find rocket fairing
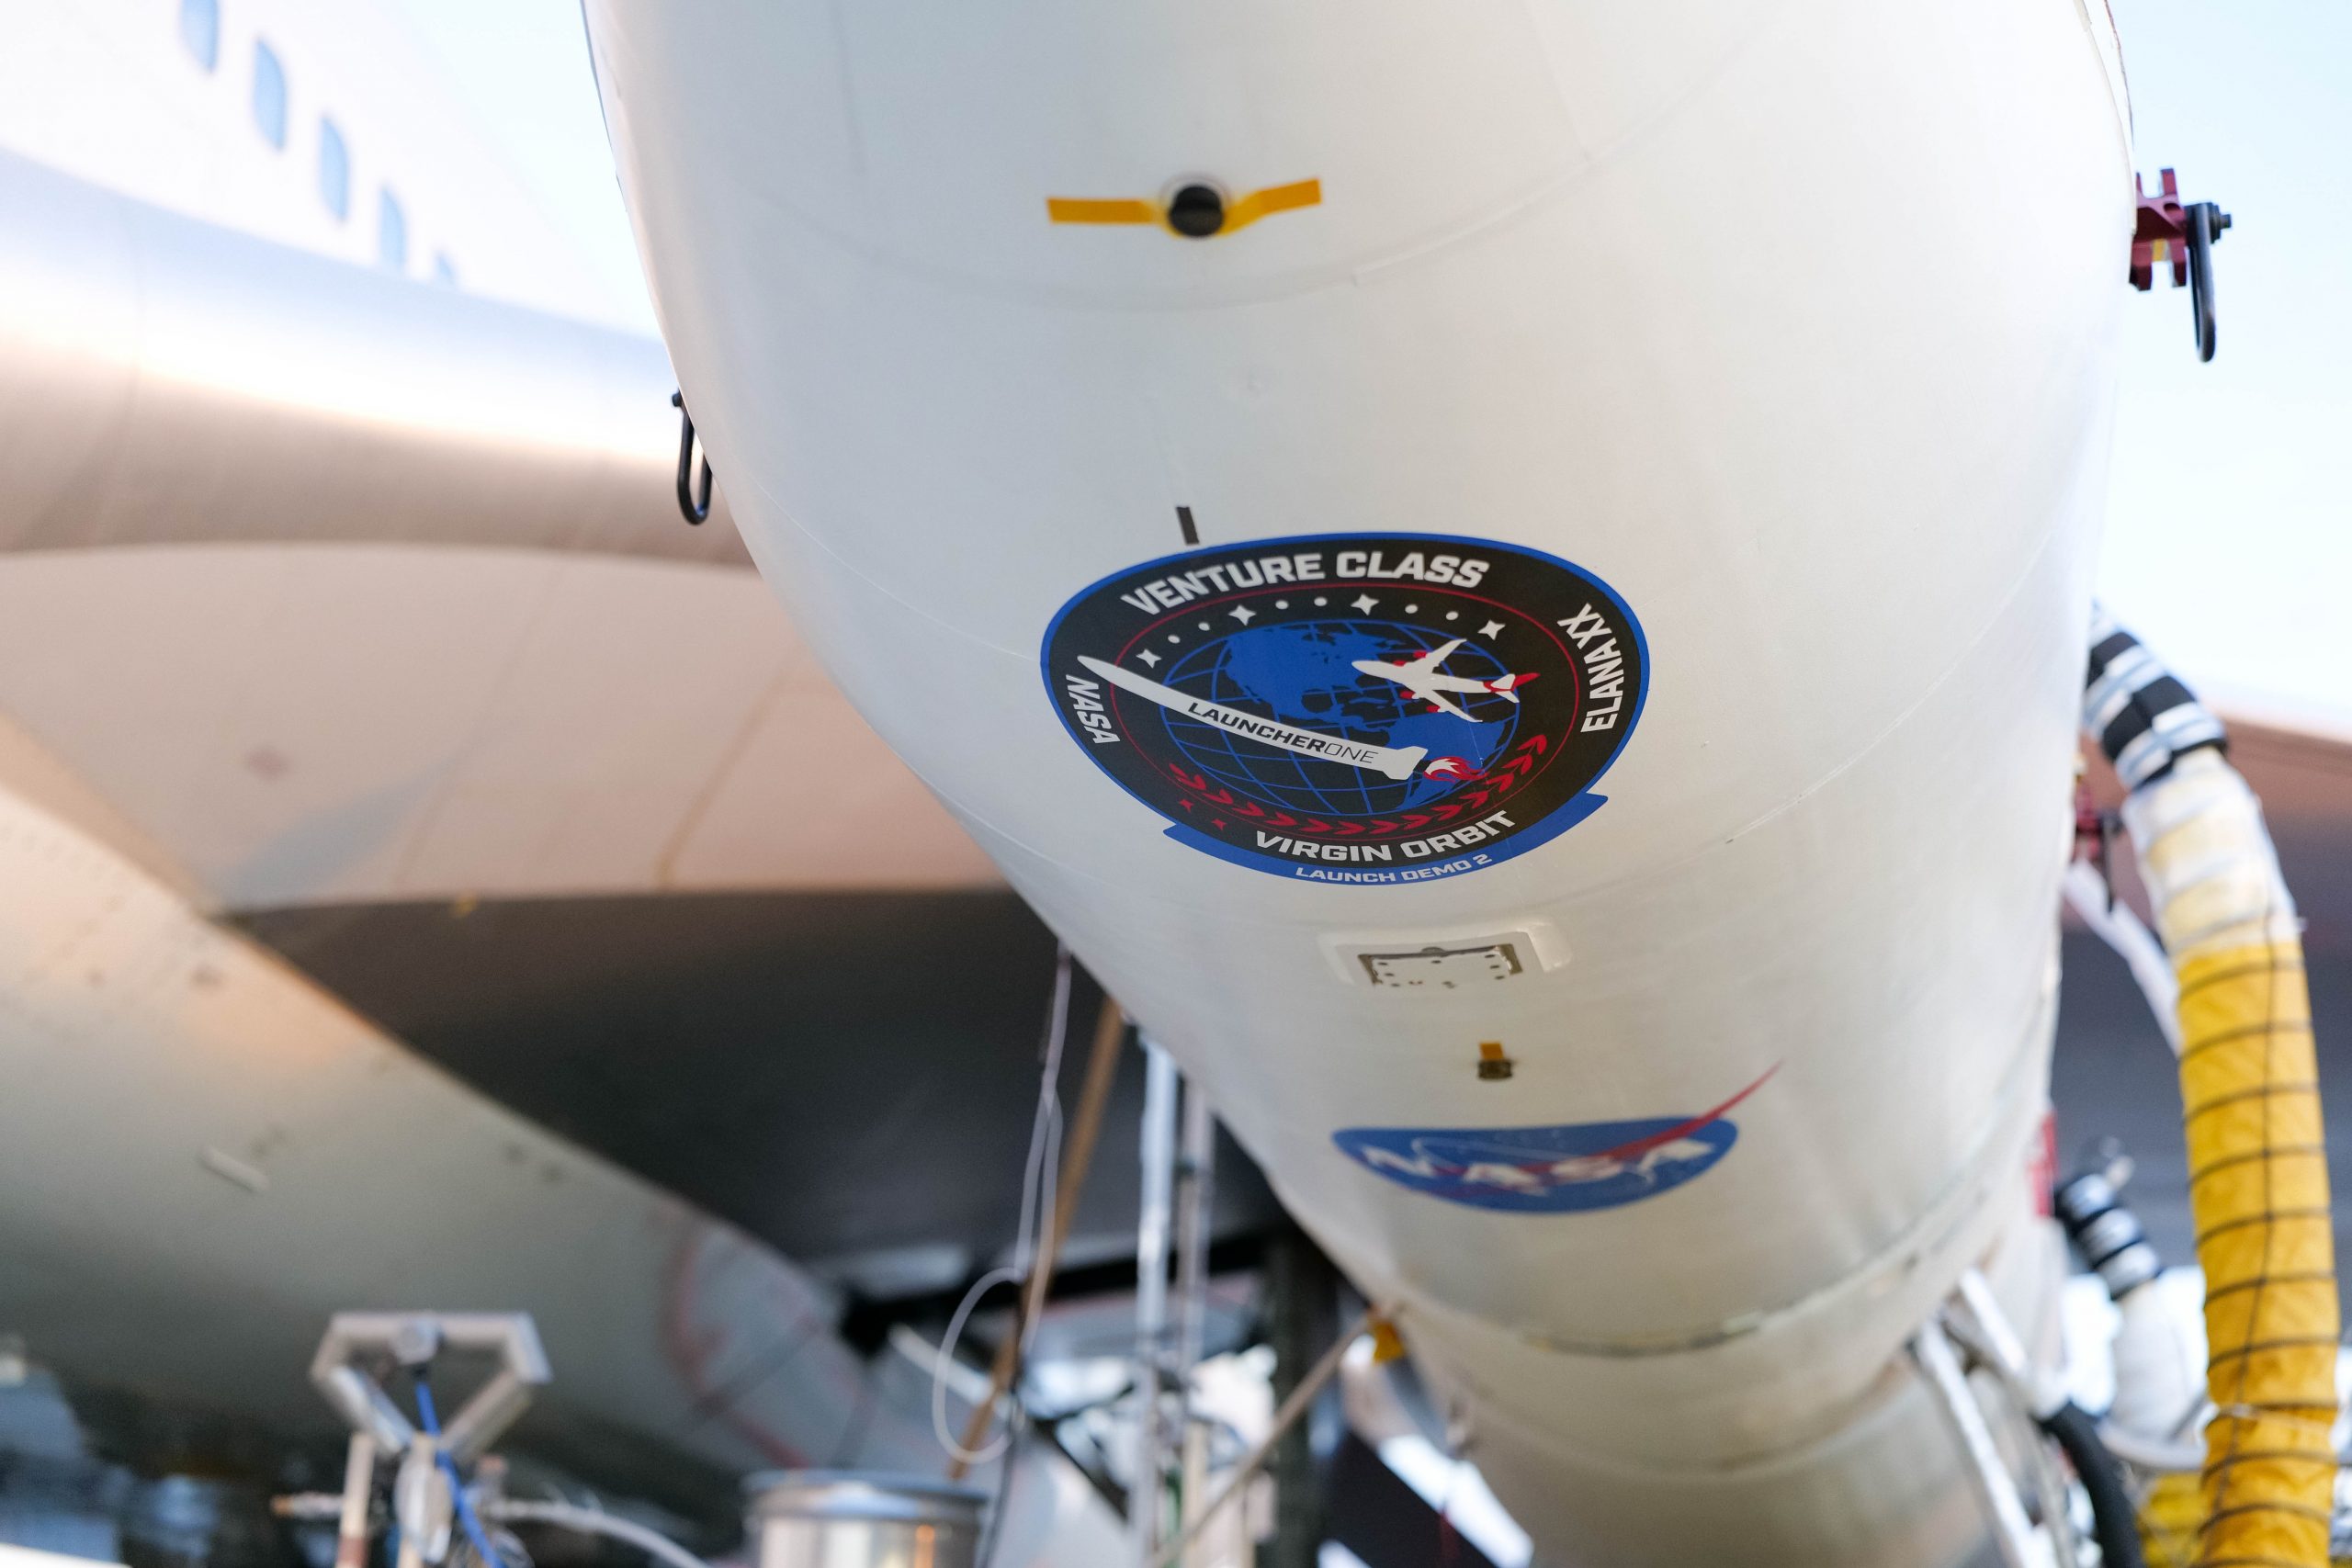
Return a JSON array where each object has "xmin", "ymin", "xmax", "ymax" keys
[{"xmin": 583, "ymin": 0, "xmax": 2133, "ymax": 1558}]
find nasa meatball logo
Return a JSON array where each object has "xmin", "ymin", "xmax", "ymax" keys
[
  {"xmin": 1041, "ymin": 532, "xmax": 1646, "ymax": 883},
  {"xmin": 1330, "ymin": 1068, "xmax": 1773, "ymax": 1214}
]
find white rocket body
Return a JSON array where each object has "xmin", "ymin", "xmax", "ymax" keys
[{"xmin": 582, "ymin": 0, "xmax": 2132, "ymax": 1559}]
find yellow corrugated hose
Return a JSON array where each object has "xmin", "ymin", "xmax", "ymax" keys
[
  {"xmin": 2128, "ymin": 750, "xmax": 2339, "ymax": 1567},
  {"xmin": 2180, "ymin": 938, "xmax": 2336, "ymax": 1565},
  {"xmin": 2142, "ymin": 1470, "xmax": 2205, "ymax": 1566}
]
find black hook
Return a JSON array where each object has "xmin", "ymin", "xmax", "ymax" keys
[
  {"xmin": 2184, "ymin": 201, "xmax": 2229, "ymax": 364},
  {"xmin": 672, "ymin": 390, "xmax": 713, "ymax": 525}
]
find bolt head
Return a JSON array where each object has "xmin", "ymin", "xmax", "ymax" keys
[
  {"xmin": 390, "ymin": 1317, "xmax": 441, "ymax": 1368},
  {"xmin": 1166, "ymin": 184, "xmax": 1227, "ymax": 239}
]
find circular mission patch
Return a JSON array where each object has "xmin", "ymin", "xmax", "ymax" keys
[{"xmin": 1040, "ymin": 532, "xmax": 1646, "ymax": 884}]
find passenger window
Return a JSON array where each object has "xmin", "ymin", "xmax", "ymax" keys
[
  {"xmin": 178, "ymin": 0, "xmax": 219, "ymax": 70},
  {"xmin": 318, "ymin": 119, "xmax": 349, "ymax": 220},
  {"xmin": 379, "ymin": 189, "xmax": 408, "ymax": 272},
  {"xmin": 252, "ymin": 41, "xmax": 288, "ymax": 149}
]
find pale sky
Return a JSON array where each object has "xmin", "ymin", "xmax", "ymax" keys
[
  {"xmin": 2100, "ymin": 0, "xmax": 2352, "ymax": 734},
  {"xmin": 391, "ymin": 0, "xmax": 2352, "ymax": 731}
]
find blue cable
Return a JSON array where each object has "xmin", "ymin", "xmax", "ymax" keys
[{"xmin": 412, "ymin": 1374, "xmax": 507, "ymax": 1568}]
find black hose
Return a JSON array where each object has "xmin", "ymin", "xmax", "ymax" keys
[{"xmin": 2038, "ymin": 1401, "xmax": 2147, "ymax": 1568}]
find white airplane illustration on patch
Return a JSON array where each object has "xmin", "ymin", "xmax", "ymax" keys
[{"xmin": 1354, "ymin": 639, "xmax": 1540, "ymax": 721}]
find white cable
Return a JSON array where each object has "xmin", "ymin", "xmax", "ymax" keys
[
  {"xmin": 482, "ymin": 1503, "xmax": 712, "ymax": 1568},
  {"xmin": 1011, "ymin": 951, "xmax": 1073, "ymax": 1278},
  {"xmin": 1019, "ymin": 1102, "xmax": 1061, "ymax": 1360},
  {"xmin": 2061, "ymin": 860, "xmax": 2181, "ymax": 1053},
  {"xmin": 1013, "ymin": 950, "xmax": 1070, "ymax": 1357},
  {"xmin": 930, "ymin": 946, "xmax": 1074, "ymax": 1465},
  {"xmin": 2094, "ymin": 1423, "xmax": 2205, "ymax": 1475},
  {"xmin": 932, "ymin": 1266, "xmax": 1026, "ymax": 1466}
]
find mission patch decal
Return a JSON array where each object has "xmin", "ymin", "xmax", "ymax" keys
[
  {"xmin": 1330, "ymin": 1068, "xmax": 1775, "ymax": 1214},
  {"xmin": 1041, "ymin": 533, "xmax": 1646, "ymax": 883}
]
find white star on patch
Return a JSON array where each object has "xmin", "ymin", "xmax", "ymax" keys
[
  {"xmin": 1228, "ymin": 605, "xmax": 1257, "ymax": 625},
  {"xmin": 1479, "ymin": 620, "xmax": 1506, "ymax": 639},
  {"xmin": 1351, "ymin": 593, "xmax": 1379, "ymax": 613},
  {"xmin": 1136, "ymin": 649, "xmax": 1161, "ymax": 667}
]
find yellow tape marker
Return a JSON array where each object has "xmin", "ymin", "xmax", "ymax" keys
[
  {"xmin": 1045, "ymin": 197, "xmax": 1159, "ymax": 226},
  {"xmin": 1045, "ymin": 178, "xmax": 1321, "ymax": 237},
  {"xmin": 1224, "ymin": 178, "xmax": 1322, "ymax": 231}
]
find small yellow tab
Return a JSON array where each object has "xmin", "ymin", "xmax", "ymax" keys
[
  {"xmin": 1224, "ymin": 178, "xmax": 1322, "ymax": 232},
  {"xmin": 1370, "ymin": 1319, "xmax": 1408, "ymax": 1364},
  {"xmin": 1046, "ymin": 179, "xmax": 1320, "ymax": 236},
  {"xmin": 1478, "ymin": 1042, "xmax": 1506, "ymax": 1062},
  {"xmin": 1046, "ymin": 197, "xmax": 1159, "ymax": 226}
]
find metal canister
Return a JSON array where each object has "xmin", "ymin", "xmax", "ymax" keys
[{"xmin": 745, "ymin": 1472, "xmax": 987, "ymax": 1568}]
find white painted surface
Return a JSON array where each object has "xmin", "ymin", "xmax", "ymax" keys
[
  {"xmin": 587, "ymin": 0, "xmax": 2130, "ymax": 1558},
  {"xmin": 0, "ymin": 778, "xmax": 871, "ymax": 1466},
  {"xmin": 0, "ymin": 547, "xmax": 996, "ymax": 905},
  {"xmin": 0, "ymin": 142, "xmax": 998, "ymax": 906}
]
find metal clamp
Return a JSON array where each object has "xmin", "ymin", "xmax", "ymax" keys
[
  {"xmin": 309, "ymin": 1313, "xmax": 551, "ymax": 1568},
  {"xmin": 312, "ymin": 1312, "xmax": 549, "ymax": 1463},
  {"xmin": 2132, "ymin": 168, "xmax": 2232, "ymax": 362}
]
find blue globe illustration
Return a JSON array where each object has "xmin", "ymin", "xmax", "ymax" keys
[{"xmin": 1159, "ymin": 620, "xmax": 1520, "ymax": 817}]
